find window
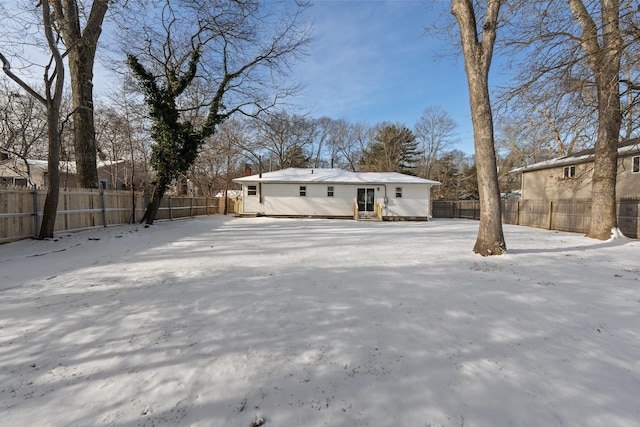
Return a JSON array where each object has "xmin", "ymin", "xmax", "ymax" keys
[
  {"xmin": 395, "ymin": 187, "xmax": 402, "ymax": 198},
  {"xmin": 563, "ymin": 166, "xmax": 576, "ymax": 178},
  {"xmin": 300, "ymin": 186, "xmax": 306, "ymax": 196},
  {"xmin": 247, "ymin": 185, "xmax": 257, "ymax": 196},
  {"xmin": 633, "ymin": 156, "xmax": 640, "ymax": 173},
  {"xmin": 327, "ymin": 186, "xmax": 334, "ymax": 197}
]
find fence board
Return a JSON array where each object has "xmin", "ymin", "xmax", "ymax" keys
[
  {"xmin": 618, "ymin": 198, "xmax": 639, "ymax": 239},
  {"xmin": 0, "ymin": 187, "xmax": 37, "ymax": 242},
  {"xmin": 433, "ymin": 198, "xmax": 638, "ymax": 239},
  {"xmin": 0, "ymin": 186, "xmax": 233, "ymax": 244}
]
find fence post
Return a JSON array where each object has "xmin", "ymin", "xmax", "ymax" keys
[
  {"xmin": 190, "ymin": 196, "xmax": 194, "ymax": 217},
  {"xmin": 516, "ymin": 200, "xmax": 520, "ymax": 225},
  {"xmin": 131, "ymin": 189, "xmax": 136, "ymax": 224},
  {"xmin": 548, "ymin": 200, "xmax": 553, "ymax": 230},
  {"xmin": 205, "ymin": 196, "xmax": 209, "ymax": 215},
  {"xmin": 101, "ymin": 188, "xmax": 107, "ymax": 227},
  {"xmin": 32, "ymin": 184, "xmax": 38, "ymax": 237},
  {"xmin": 169, "ymin": 196, "xmax": 173, "ymax": 220}
]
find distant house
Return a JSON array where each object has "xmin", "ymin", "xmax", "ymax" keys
[
  {"xmin": 233, "ymin": 168, "xmax": 440, "ymax": 220},
  {"xmin": 512, "ymin": 140, "xmax": 640, "ymax": 200},
  {"xmin": 0, "ymin": 157, "xmax": 132, "ymax": 190}
]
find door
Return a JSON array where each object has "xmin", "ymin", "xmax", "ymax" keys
[{"xmin": 357, "ymin": 188, "xmax": 375, "ymax": 212}]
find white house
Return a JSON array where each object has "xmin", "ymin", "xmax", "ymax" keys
[{"xmin": 233, "ymin": 168, "xmax": 440, "ymax": 220}]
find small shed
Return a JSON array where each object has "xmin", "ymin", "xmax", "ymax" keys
[{"xmin": 233, "ymin": 168, "xmax": 440, "ymax": 220}]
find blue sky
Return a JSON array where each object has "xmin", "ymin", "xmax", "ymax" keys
[
  {"xmin": 289, "ymin": 0, "xmax": 478, "ymax": 154},
  {"xmin": 2, "ymin": 0, "xmax": 486, "ymax": 156}
]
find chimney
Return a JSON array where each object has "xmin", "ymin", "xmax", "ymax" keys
[{"xmin": 244, "ymin": 163, "xmax": 252, "ymax": 176}]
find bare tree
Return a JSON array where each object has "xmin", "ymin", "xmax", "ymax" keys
[
  {"xmin": 322, "ymin": 120, "xmax": 370, "ymax": 172},
  {"xmin": 430, "ymin": 149, "xmax": 471, "ymax": 200},
  {"xmin": 568, "ymin": 0, "xmax": 623, "ymax": 240},
  {"xmin": 0, "ymin": 0, "xmax": 66, "ymax": 239},
  {"xmin": 451, "ymin": 0, "xmax": 506, "ymax": 255},
  {"xmin": 102, "ymin": 84, "xmax": 155, "ymax": 191},
  {"xmin": 50, "ymin": 0, "xmax": 110, "ymax": 188},
  {"xmin": 190, "ymin": 117, "xmax": 247, "ymax": 201},
  {"xmin": 414, "ymin": 105, "xmax": 457, "ymax": 179},
  {"xmin": 254, "ymin": 110, "xmax": 315, "ymax": 169},
  {"xmin": 0, "ymin": 78, "xmax": 48, "ymax": 161},
  {"xmin": 497, "ymin": 82, "xmax": 595, "ymax": 159},
  {"xmin": 310, "ymin": 116, "xmax": 332, "ymax": 168},
  {"xmin": 502, "ymin": 1, "xmax": 632, "ymax": 240}
]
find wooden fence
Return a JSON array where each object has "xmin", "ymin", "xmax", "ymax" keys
[
  {"xmin": 433, "ymin": 198, "xmax": 640, "ymax": 239},
  {"xmin": 0, "ymin": 185, "xmax": 239, "ymax": 244}
]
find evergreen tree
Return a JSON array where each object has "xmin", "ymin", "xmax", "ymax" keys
[{"xmin": 360, "ymin": 123, "xmax": 421, "ymax": 174}]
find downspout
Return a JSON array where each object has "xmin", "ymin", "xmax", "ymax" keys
[
  {"xmin": 380, "ymin": 184, "xmax": 388, "ymax": 218},
  {"xmin": 258, "ymin": 156, "xmax": 264, "ymax": 213}
]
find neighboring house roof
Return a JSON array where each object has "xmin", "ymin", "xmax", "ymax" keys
[
  {"xmin": 511, "ymin": 139, "xmax": 640, "ymax": 173},
  {"xmin": 17, "ymin": 158, "xmax": 126, "ymax": 173},
  {"xmin": 233, "ymin": 168, "xmax": 440, "ymax": 185},
  {"xmin": 1, "ymin": 158, "xmax": 127, "ymax": 172}
]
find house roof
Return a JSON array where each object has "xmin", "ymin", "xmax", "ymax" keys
[
  {"xmin": 512, "ymin": 139, "xmax": 640, "ymax": 173},
  {"xmin": 1, "ymin": 158, "xmax": 127, "ymax": 174},
  {"xmin": 233, "ymin": 168, "xmax": 440, "ymax": 185}
]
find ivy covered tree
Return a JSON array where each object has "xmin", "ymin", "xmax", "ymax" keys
[
  {"xmin": 124, "ymin": 0, "xmax": 311, "ymax": 224},
  {"xmin": 127, "ymin": 48, "xmax": 210, "ymax": 224}
]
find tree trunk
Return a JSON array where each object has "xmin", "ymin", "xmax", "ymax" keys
[
  {"xmin": 52, "ymin": 0, "xmax": 110, "ymax": 189},
  {"xmin": 141, "ymin": 183, "xmax": 167, "ymax": 225},
  {"xmin": 452, "ymin": 0, "xmax": 506, "ymax": 256},
  {"xmin": 469, "ymin": 73, "xmax": 506, "ymax": 255},
  {"xmin": 567, "ymin": 0, "xmax": 621, "ymax": 240},
  {"xmin": 68, "ymin": 47, "xmax": 99, "ymax": 188},
  {"xmin": 38, "ymin": 105, "xmax": 62, "ymax": 239},
  {"xmin": 588, "ymin": 82, "xmax": 620, "ymax": 240},
  {"xmin": 37, "ymin": 0, "xmax": 66, "ymax": 239}
]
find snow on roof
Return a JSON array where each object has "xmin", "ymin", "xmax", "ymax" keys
[
  {"xmin": 23, "ymin": 159, "xmax": 78, "ymax": 173},
  {"xmin": 20, "ymin": 158, "xmax": 126, "ymax": 174},
  {"xmin": 233, "ymin": 168, "xmax": 440, "ymax": 185},
  {"xmin": 510, "ymin": 153, "xmax": 594, "ymax": 173},
  {"xmin": 512, "ymin": 139, "xmax": 640, "ymax": 173}
]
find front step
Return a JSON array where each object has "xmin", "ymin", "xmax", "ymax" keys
[{"xmin": 357, "ymin": 212, "xmax": 381, "ymax": 221}]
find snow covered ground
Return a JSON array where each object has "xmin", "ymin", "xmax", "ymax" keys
[{"xmin": 0, "ymin": 217, "xmax": 638, "ymax": 427}]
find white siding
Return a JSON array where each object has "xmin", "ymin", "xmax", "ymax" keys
[
  {"xmin": 262, "ymin": 183, "xmax": 355, "ymax": 216},
  {"xmin": 240, "ymin": 182, "xmax": 433, "ymax": 218},
  {"xmin": 384, "ymin": 184, "xmax": 431, "ymax": 217}
]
